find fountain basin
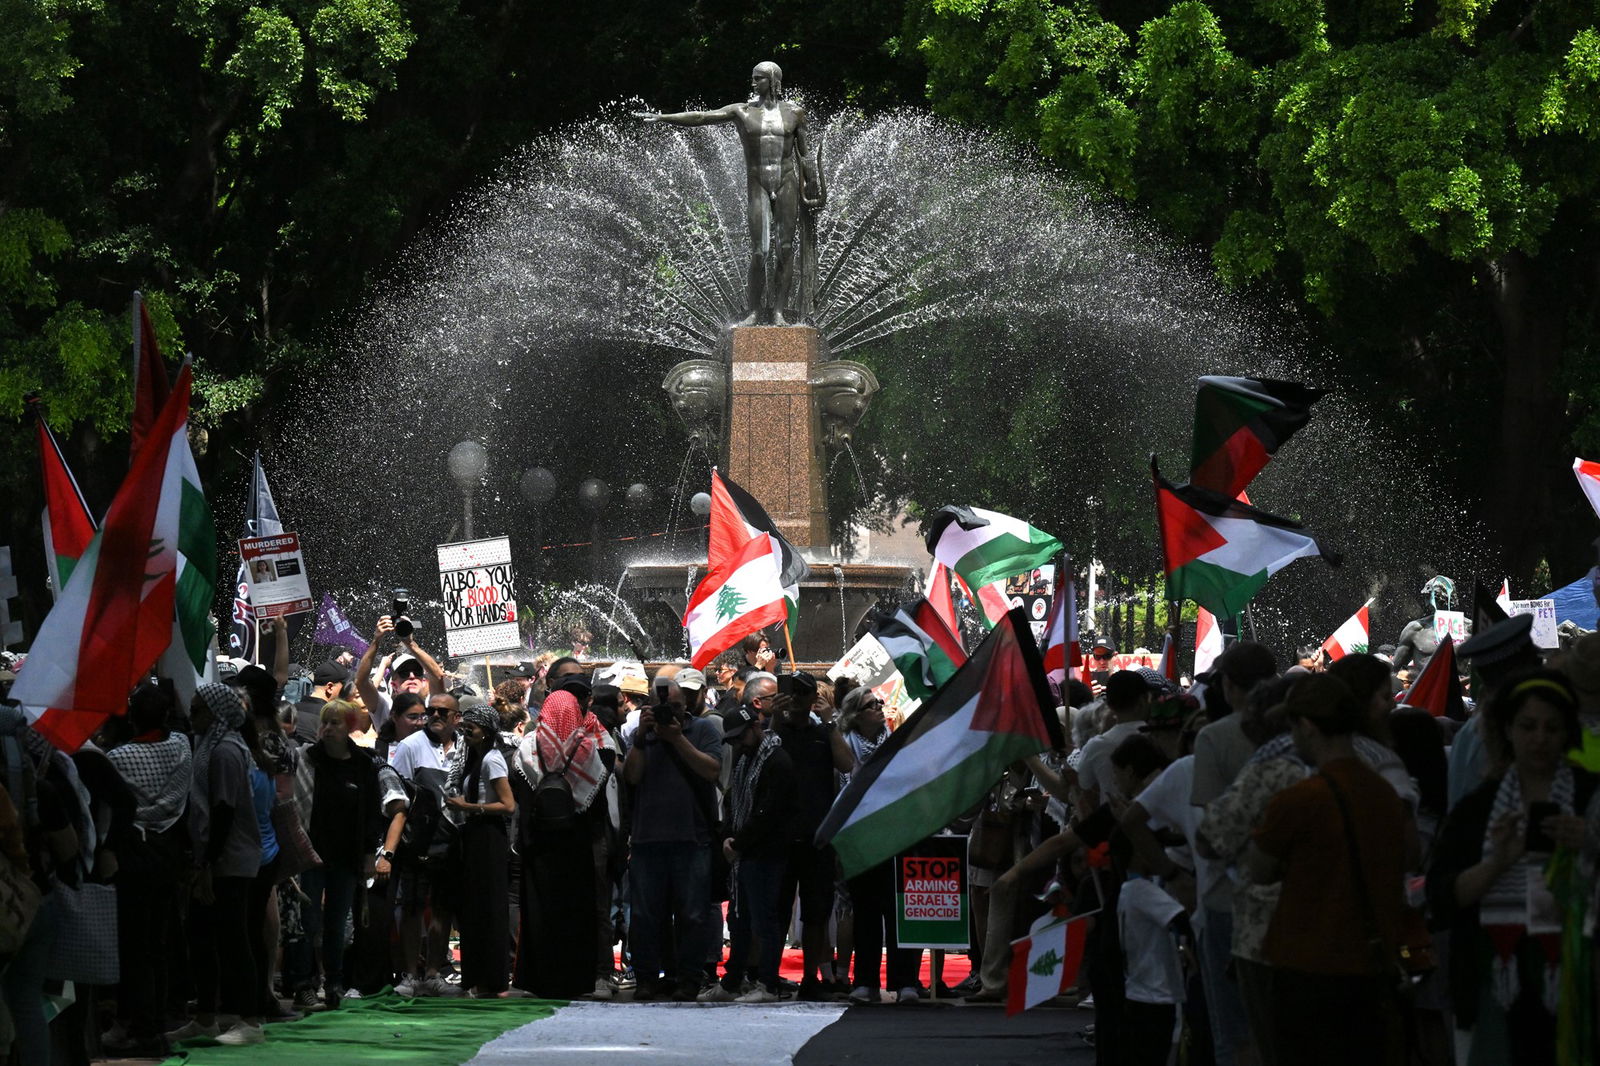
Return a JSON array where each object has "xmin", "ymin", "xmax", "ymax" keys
[{"xmin": 624, "ymin": 560, "xmax": 919, "ymax": 665}]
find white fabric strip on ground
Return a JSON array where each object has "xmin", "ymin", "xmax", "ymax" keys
[{"xmin": 465, "ymin": 1001, "xmax": 849, "ymax": 1065}]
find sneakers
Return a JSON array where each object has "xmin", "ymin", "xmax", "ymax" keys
[
  {"xmin": 696, "ymin": 983, "xmax": 736, "ymax": 1003},
  {"xmin": 591, "ymin": 977, "xmax": 615, "ymax": 1001},
  {"xmin": 847, "ymin": 986, "xmax": 880, "ymax": 1004},
  {"xmin": 343, "ymin": 988, "xmax": 364, "ymax": 1001},
  {"xmin": 1076, "ymin": 993, "xmax": 1095, "ymax": 1009},
  {"xmin": 215, "ymin": 1022, "xmax": 265, "ymax": 1047},
  {"xmin": 419, "ymin": 975, "xmax": 462, "ymax": 997},
  {"xmin": 735, "ymin": 986, "xmax": 781, "ymax": 1004},
  {"xmin": 897, "ymin": 986, "xmax": 921, "ymax": 1004},
  {"xmin": 797, "ymin": 980, "xmax": 829, "ymax": 1002},
  {"xmin": 949, "ymin": 975, "xmax": 982, "ymax": 997},
  {"xmin": 294, "ymin": 988, "xmax": 326, "ymax": 1012},
  {"xmin": 394, "ymin": 974, "xmax": 420, "ymax": 998},
  {"xmin": 964, "ymin": 985, "xmax": 1005, "ymax": 1003},
  {"xmin": 165, "ymin": 1019, "xmax": 220, "ymax": 1043}
]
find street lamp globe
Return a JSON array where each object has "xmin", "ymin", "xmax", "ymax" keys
[
  {"xmin": 625, "ymin": 483, "xmax": 653, "ymax": 510},
  {"xmin": 520, "ymin": 466, "xmax": 557, "ymax": 505},
  {"xmin": 689, "ymin": 492, "xmax": 712, "ymax": 517},
  {"xmin": 447, "ymin": 440, "xmax": 489, "ymax": 491},
  {"xmin": 578, "ymin": 478, "xmax": 611, "ymax": 514}
]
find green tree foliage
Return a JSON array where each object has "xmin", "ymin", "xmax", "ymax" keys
[{"xmin": 906, "ymin": 0, "xmax": 1600, "ymax": 581}]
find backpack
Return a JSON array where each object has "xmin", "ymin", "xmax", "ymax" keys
[
  {"xmin": 396, "ymin": 767, "xmax": 458, "ymax": 867},
  {"xmin": 532, "ymin": 743, "xmax": 576, "ymax": 832}
]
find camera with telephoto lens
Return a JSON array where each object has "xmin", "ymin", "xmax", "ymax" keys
[
  {"xmin": 650, "ymin": 676, "xmax": 681, "ymax": 727},
  {"xmin": 392, "ymin": 588, "xmax": 417, "ymax": 640}
]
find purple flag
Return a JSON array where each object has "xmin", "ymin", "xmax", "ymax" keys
[{"xmin": 314, "ymin": 593, "xmax": 369, "ymax": 657}]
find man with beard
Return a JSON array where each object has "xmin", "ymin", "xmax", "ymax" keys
[
  {"xmin": 391, "ymin": 694, "xmax": 463, "ymax": 997},
  {"xmin": 355, "ymin": 615, "xmax": 447, "ymax": 729}
]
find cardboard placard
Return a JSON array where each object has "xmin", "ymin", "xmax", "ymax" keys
[
  {"xmin": 1005, "ymin": 564, "xmax": 1056, "ymax": 646},
  {"xmin": 1507, "ymin": 598, "xmax": 1559, "ymax": 650},
  {"xmin": 1433, "ymin": 610, "xmax": 1466, "ymax": 644},
  {"xmin": 437, "ymin": 537, "xmax": 520, "ymax": 658},
  {"xmin": 828, "ymin": 633, "xmax": 919, "ymax": 721},
  {"xmin": 239, "ymin": 533, "xmax": 313, "ymax": 618},
  {"xmin": 895, "ymin": 837, "xmax": 969, "ymax": 950}
]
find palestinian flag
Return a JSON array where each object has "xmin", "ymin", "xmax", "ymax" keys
[
  {"xmin": 1193, "ymin": 607, "xmax": 1223, "ymax": 676},
  {"xmin": 1320, "ymin": 599, "xmax": 1372, "ymax": 662},
  {"xmin": 1153, "ymin": 459, "xmax": 1337, "ymax": 620},
  {"xmin": 30, "ymin": 403, "xmax": 98, "ymax": 598},
  {"xmin": 709, "ymin": 470, "xmax": 809, "ymax": 629},
  {"xmin": 873, "ymin": 598, "xmax": 967, "ymax": 702},
  {"xmin": 1155, "ymin": 632, "xmax": 1178, "ymax": 683},
  {"xmin": 816, "ymin": 608, "xmax": 1064, "ymax": 878},
  {"xmin": 130, "ymin": 291, "xmax": 172, "ymax": 462},
  {"xmin": 683, "ymin": 534, "xmax": 788, "ymax": 670},
  {"xmin": 1401, "ymin": 634, "xmax": 1465, "ymax": 720},
  {"xmin": 1006, "ymin": 912, "xmax": 1089, "ymax": 1016},
  {"xmin": 955, "ymin": 571, "xmax": 1012, "ymax": 630},
  {"xmin": 1575, "ymin": 458, "xmax": 1600, "ymax": 521},
  {"xmin": 10, "ymin": 363, "xmax": 216, "ymax": 751},
  {"xmin": 925, "ymin": 506, "xmax": 1062, "ymax": 594},
  {"xmin": 1190, "ymin": 376, "xmax": 1326, "ymax": 498}
]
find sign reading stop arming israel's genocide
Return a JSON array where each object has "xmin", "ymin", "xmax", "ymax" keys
[
  {"xmin": 894, "ymin": 836, "xmax": 969, "ymax": 950},
  {"xmin": 437, "ymin": 537, "xmax": 519, "ymax": 658}
]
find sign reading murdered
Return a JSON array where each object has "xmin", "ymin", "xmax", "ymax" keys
[
  {"xmin": 239, "ymin": 533, "xmax": 314, "ymax": 618},
  {"xmin": 894, "ymin": 836, "xmax": 970, "ymax": 950},
  {"xmin": 437, "ymin": 537, "xmax": 519, "ymax": 658}
]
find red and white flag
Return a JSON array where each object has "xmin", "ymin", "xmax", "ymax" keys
[
  {"xmin": 1576, "ymin": 459, "xmax": 1600, "ymax": 521},
  {"xmin": 1320, "ymin": 599, "xmax": 1373, "ymax": 662},
  {"xmin": 1042, "ymin": 569, "xmax": 1082, "ymax": 687},
  {"xmin": 1156, "ymin": 632, "xmax": 1178, "ymax": 683},
  {"xmin": 130, "ymin": 292, "xmax": 171, "ymax": 462},
  {"xmin": 1006, "ymin": 911, "xmax": 1089, "ymax": 1016},
  {"xmin": 683, "ymin": 535, "xmax": 788, "ymax": 671},
  {"xmin": 926, "ymin": 561, "xmax": 962, "ymax": 648},
  {"xmin": 953, "ymin": 571, "xmax": 1010, "ymax": 628},
  {"xmin": 1496, "ymin": 579, "xmax": 1512, "ymax": 613},
  {"xmin": 1193, "ymin": 607, "xmax": 1223, "ymax": 676},
  {"xmin": 11, "ymin": 364, "xmax": 216, "ymax": 750}
]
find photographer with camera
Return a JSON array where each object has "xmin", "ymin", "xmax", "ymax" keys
[
  {"xmin": 354, "ymin": 592, "xmax": 447, "ymax": 730},
  {"xmin": 621, "ymin": 677, "xmax": 723, "ymax": 1001}
]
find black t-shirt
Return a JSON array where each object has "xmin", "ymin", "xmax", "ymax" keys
[
  {"xmin": 773, "ymin": 720, "xmax": 835, "ymax": 836},
  {"xmin": 295, "ymin": 698, "xmax": 326, "ymax": 747},
  {"xmin": 308, "ymin": 749, "xmax": 365, "ymax": 866}
]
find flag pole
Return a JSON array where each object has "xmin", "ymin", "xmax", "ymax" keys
[{"xmin": 783, "ymin": 620, "xmax": 798, "ymax": 673}]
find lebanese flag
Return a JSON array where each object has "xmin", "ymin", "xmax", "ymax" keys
[
  {"xmin": 1154, "ymin": 459, "xmax": 1337, "ymax": 620},
  {"xmin": 32, "ymin": 406, "xmax": 98, "ymax": 599},
  {"xmin": 1006, "ymin": 912, "xmax": 1089, "ymax": 1016},
  {"xmin": 1401, "ymin": 635, "xmax": 1465, "ymax": 720},
  {"xmin": 1193, "ymin": 607, "xmax": 1223, "ymax": 675},
  {"xmin": 1320, "ymin": 599, "xmax": 1372, "ymax": 662},
  {"xmin": 1189, "ymin": 376, "xmax": 1326, "ymax": 498},
  {"xmin": 11, "ymin": 364, "xmax": 216, "ymax": 750},
  {"xmin": 816, "ymin": 608, "xmax": 1063, "ymax": 878},
  {"xmin": 1575, "ymin": 459, "xmax": 1600, "ymax": 520},
  {"xmin": 926, "ymin": 561, "xmax": 962, "ymax": 647},
  {"xmin": 130, "ymin": 291, "xmax": 171, "ymax": 461},
  {"xmin": 683, "ymin": 534, "xmax": 788, "ymax": 670},
  {"xmin": 708, "ymin": 470, "xmax": 809, "ymax": 627},
  {"xmin": 1155, "ymin": 632, "xmax": 1178, "ymax": 683},
  {"xmin": 1042, "ymin": 576, "xmax": 1071, "ymax": 685}
]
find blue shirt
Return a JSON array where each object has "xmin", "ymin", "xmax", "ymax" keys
[{"xmin": 251, "ymin": 766, "xmax": 280, "ymax": 866}]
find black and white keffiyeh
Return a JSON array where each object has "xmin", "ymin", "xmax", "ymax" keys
[{"xmin": 107, "ymin": 733, "xmax": 192, "ymax": 834}]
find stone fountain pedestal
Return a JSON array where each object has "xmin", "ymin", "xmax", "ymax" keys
[{"xmin": 725, "ymin": 326, "xmax": 829, "ymax": 546}]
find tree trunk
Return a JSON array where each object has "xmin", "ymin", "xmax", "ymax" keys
[{"xmin": 1484, "ymin": 251, "xmax": 1567, "ymax": 584}]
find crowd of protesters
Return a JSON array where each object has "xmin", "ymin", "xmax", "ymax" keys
[{"xmin": 1, "ymin": 604, "xmax": 1599, "ymax": 1065}]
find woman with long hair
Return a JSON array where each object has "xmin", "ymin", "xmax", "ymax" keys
[{"xmin": 445, "ymin": 702, "xmax": 516, "ymax": 997}]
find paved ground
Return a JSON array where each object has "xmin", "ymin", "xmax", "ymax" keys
[{"xmin": 793, "ymin": 1001, "xmax": 1096, "ymax": 1066}]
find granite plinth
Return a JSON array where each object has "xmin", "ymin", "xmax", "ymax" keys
[{"xmin": 727, "ymin": 326, "xmax": 829, "ymax": 547}]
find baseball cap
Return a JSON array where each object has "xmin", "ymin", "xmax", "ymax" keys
[
  {"xmin": 721, "ymin": 702, "xmax": 760, "ymax": 741},
  {"xmin": 674, "ymin": 668, "xmax": 707, "ymax": 692},
  {"xmin": 314, "ymin": 661, "xmax": 349, "ymax": 686}
]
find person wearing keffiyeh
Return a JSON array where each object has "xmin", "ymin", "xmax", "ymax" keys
[
  {"xmin": 511, "ymin": 689, "xmax": 617, "ymax": 999},
  {"xmin": 701, "ymin": 695, "xmax": 797, "ymax": 1004},
  {"xmin": 105, "ymin": 681, "xmax": 193, "ymax": 1054},
  {"xmin": 445, "ymin": 700, "xmax": 515, "ymax": 998},
  {"xmin": 1429, "ymin": 670, "xmax": 1599, "ymax": 1066}
]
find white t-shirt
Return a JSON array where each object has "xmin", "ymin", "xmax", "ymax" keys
[
  {"xmin": 390, "ymin": 730, "xmax": 457, "ymax": 781},
  {"xmin": 1075, "ymin": 721, "xmax": 1143, "ymax": 802},
  {"xmin": 1136, "ymin": 756, "xmax": 1222, "ymax": 923},
  {"xmin": 1118, "ymin": 877, "xmax": 1187, "ymax": 1006},
  {"xmin": 471, "ymin": 748, "xmax": 508, "ymax": 801}
]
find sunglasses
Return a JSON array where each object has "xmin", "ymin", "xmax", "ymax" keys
[{"xmin": 1091, "ymin": 652, "xmax": 1112, "ymax": 660}]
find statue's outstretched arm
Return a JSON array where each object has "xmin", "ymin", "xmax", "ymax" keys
[{"xmin": 633, "ymin": 104, "xmax": 740, "ymax": 127}]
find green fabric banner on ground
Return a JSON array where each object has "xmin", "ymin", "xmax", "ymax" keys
[{"xmin": 161, "ymin": 993, "xmax": 565, "ymax": 1066}]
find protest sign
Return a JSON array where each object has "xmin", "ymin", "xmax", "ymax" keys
[
  {"xmin": 1507, "ymin": 599, "xmax": 1559, "ymax": 650},
  {"xmin": 239, "ymin": 533, "xmax": 313, "ymax": 618},
  {"xmin": 1433, "ymin": 610, "xmax": 1466, "ymax": 644},
  {"xmin": 1004, "ymin": 563, "xmax": 1055, "ymax": 645},
  {"xmin": 829, "ymin": 632, "xmax": 919, "ymax": 721},
  {"xmin": 894, "ymin": 836, "xmax": 969, "ymax": 949},
  {"xmin": 437, "ymin": 537, "xmax": 520, "ymax": 658}
]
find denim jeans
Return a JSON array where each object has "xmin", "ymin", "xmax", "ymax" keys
[
  {"xmin": 301, "ymin": 866, "xmax": 360, "ymax": 992},
  {"xmin": 1198, "ymin": 907, "xmax": 1248, "ymax": 1066},
  {"xmin": 725, "ymin": 855, "xmax": 785, "ymax": 992},
  {"xmin": 628, "ymin": 841, "xmax": 712, "ymax": 986}
]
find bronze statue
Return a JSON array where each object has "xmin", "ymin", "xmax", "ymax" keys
[
  {"xmin": 813, "ymin": 360, "xmax": 880, "ymax": 448},
  {"xmin": 635, "ymin": 61, "xmax": 825, "ymax": 325},
  {"xmin": 662, "ymin": 358, "xmax": 727, "ymax": 449}
]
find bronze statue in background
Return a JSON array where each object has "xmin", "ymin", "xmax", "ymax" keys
[{"xmin": 636, "ymin": 61, "xmax": 825, "ymax": 325}]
